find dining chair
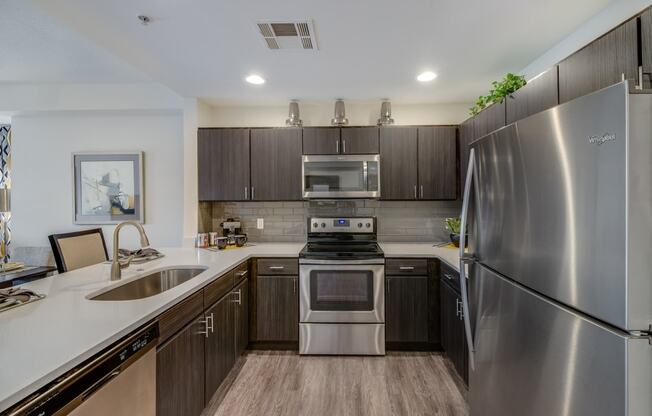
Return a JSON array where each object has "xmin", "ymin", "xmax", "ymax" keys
[{"xmin": 48, "ymin": 228, "xmax": 109, "ymax": 273}]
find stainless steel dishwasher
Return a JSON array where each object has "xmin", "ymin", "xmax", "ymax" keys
[{"xmin": 5, "ymin": 322, "xmax": 158, "ymax": 416}]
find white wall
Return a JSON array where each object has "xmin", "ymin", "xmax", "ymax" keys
[
  {"xmin": 11, "ymin": 110, "xmax": 184, "ymax": 252},
  {"xmin": 521, "ymin": 0, "xmax": 652, "ymax": 79},
  {"xmin": 203, "ymin": 102, "xmax": 470, "ymax": 127}
]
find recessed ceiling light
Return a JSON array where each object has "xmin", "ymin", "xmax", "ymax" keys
[
  {"xmin": 417, "ymin": 71, "xmax": 437, "ymax": 82},
  {"xmin": 245, "ymin": 74, "xmax": 265, "ymax": 85}
]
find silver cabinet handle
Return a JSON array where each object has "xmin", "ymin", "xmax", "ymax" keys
[
  {"xmin": 244, "ymin": 187, "xmax": 248, "ymax": 200},
  {"xmin": 269, "ymin": 266, "xmax": 285, "ymax": 270},
  {"xmin": 399, "ymin": 266, "xmax": 415, "ymax": 271},
  {"xmin": 456, "ymin": 298, "xmax": 464, "ymax": 320},
  {"xmin": 420, "ymin": 185, "xmax": 424, "ymax": 198},
  {"xmin": 232, "ymin": 289, "xmax": 242, "ymax": 305},
  {"xmin": 342, "ymin": 138, "xmax": 346, "ymax": 153},
  {"xmin": 636, "ymin": 66, "xmax": 644, "ymax": 90},
  {"xmin": 236, "ymin": 270, "xmax": 248, "ymax": 278},
  {"xmin": 414, "ymin": 185, "xmax": 417, "ymax": 199},
  {"xmin": 386, "ymin": 278, "xmax": 390, "ymax": 294},
  {"xmin": 251, "ymin": 186, "xmax": 255, "ymax": 200},
  {"xmin": 336, "ymin": 139, "xmax": 340, "ymax": 153},
  {"xmin": 444, "ymin": 273, "xmax": 455, "ymax": 280},
  {"xmin": 208, "ymin": 313, "xmax": 214, "ymax": 333},
  {"xmin": 198, "ymin": 315, "xmax": 212, "ymax": 338},
  {"xmin": 293, "ymin": 278, "xmax": 297, "ymax": 294}
]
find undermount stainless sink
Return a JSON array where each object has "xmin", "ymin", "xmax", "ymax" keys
[{"xmin": 91, "ymin": 267, "xmax": 208, "ymax": 301}]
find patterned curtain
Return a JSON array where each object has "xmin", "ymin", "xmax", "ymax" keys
[{"xmin": 0, "ymin": 125, "xmax": 11, "ymax": 261}]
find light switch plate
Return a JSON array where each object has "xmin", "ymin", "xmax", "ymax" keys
[{"xmin": 257, "ymin": 218, "xmax": 264, "ymax": 229}]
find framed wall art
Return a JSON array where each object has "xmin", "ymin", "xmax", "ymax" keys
[{"xmin": 72, "ymin": 152, "xmax": 144, "ymax": 224}]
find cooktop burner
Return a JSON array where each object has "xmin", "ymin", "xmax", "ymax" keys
[{"xmin": 301, "ymin": 217, "xmax": 384, "ymax": 260}]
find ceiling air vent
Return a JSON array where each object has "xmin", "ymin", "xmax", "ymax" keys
[{"xmin": 256, "ymin": 20, "xmax": 318, "ymax": 50}]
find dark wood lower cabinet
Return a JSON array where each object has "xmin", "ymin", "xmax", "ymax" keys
[
  {"xmin": 440, "ymin": 278, "xmax": 468, "ymax": 384},
  {"xmin": 156, "ymin": 261, "xmax": 251, "ymax": 416},
  {"xmin": 156, "ymin": 316, "xmax": 206, "ymax": 416},
  {"xmin": 256, "ymin": 275, "xmax": 299, "ymax": 342},
  {"xmin": 204, "ymin": 294, "xmax": 235, "ymax": 403},
  {"xmin": 234, "ymin": 278, "xmax": 249, "ymax": 355},
  {"xmin": 386, "ymin": 275, "xmax": 429, "ymax": 343}
]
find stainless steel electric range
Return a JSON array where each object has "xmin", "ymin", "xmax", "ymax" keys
[{"xmin": 299, "ymin": 217, "xmax": 385, "ymax": 355}]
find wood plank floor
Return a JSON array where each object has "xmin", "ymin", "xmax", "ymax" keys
[{"xmin": 203, "ymin": 351, "xmax": 468, "ymax": 416}]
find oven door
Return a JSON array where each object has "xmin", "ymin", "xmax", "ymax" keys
[
  {"xmin": 302, "ymin": 155, "xmax": 380, "ymax": 199},
  {"xmin": 299, "ymin": 262, "xmax": 384, "ymax": 323}
]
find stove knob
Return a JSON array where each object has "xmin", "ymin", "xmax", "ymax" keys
[
  {"xmin": 321, "ymin": 223, "xmax": 326, "ymax": 228},
  {"xmin": 313, "ymin": 222, "xmax": 318, "ymax": 229},
  {"xmin": 366, "ymin": 223, "xmax": 371, "ymax": 228},
  {"xmin": 357, "ymin": 222, "xmax": 363, "ymax": 228}
]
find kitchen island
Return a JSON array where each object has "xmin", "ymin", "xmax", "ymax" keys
[{"xmin": 0, "ymin": 242, "xmax": 459, "ymax": 412}]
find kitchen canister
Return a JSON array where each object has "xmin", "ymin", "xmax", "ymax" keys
[
  {"xmin": 209, "ymin": 232, "xmax": 219, "ymax": 246},
  {"xmin": 195, "ymin": 233, "xmax": 209, "ymax": 248}
]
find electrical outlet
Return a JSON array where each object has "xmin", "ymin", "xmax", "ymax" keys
[{"xmin": 257, "ymin": 218, "xmax": 264, "ymax": 229}]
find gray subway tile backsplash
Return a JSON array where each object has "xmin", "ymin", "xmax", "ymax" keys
[{"xmin": 198, "ymin": 200, "xmax": 461, "ymax": 243}]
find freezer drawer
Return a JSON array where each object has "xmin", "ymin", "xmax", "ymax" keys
[
  {"xmin": 470, "ymin": 82, "xmax": 652, "ymax": 331},
  {"xmin": 469, "ymin": 264, "xmax": 652, "ymax": 416}
]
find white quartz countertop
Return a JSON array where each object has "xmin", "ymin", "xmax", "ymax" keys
[
  {"xmin": 0, "ymin": 244, "xmax": 304, "ymax": 412},
  {"xmin": 0, "ymin": 242, "xmax": 461, "ymax": 411},
  {"xmin": 379, "ymin": 243, "xmax": 461, "ymax": 271}
]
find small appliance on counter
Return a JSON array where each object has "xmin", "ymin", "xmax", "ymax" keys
[
  {"xmin": 220, "ymin": 218, "xmax": 245, "ymax": 245},
  {"xmin": 197, "ymin": 217, "xmax": 248, "ymax": 250}
]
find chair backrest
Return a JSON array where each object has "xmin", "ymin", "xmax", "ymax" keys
[{"xmin": 48, "ymin": 229, "xmax": 109, "ymax": 273}]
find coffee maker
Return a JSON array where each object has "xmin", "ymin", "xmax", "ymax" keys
[{"xmin": 220, "ymin": 218, "xmax": 244, "ymax": 245}]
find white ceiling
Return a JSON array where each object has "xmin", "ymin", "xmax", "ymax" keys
[
  {"xmin": 0, "ymin": 1, "xmax": 151, "ymax": 84},
  {"xmin": 10, "ymin": 0, "xmax": 614, "ymax": 105}
]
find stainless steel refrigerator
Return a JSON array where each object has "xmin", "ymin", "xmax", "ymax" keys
[{"xmin": 459, "ymin": 82, "xmax": 652, "ymax": 416}]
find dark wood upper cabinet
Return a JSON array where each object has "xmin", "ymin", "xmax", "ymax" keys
[
  {"xmin": 386, "ymin": 275, "xmax": 429, "ymax": 343},
  {"xmin": 157, "ymin": 316, "xmax": 206, "ymax": 416},
  {"xmin": 473, "ymin": 101, "xmax": 505, "ymax": 140},
  {"xmin": 506, "ymin": 66, "xmax": 559, "ymax": 124},
  {"xmin": 198, "ymin": 128, "xmax": 250, "ymax": 201},
  {"xmin": 204, "ymin": 294, "xmax": 235, "ymax": 403},
  {"xmin": 256, "ymin": 275, "xmax": 298, "ymax": 342},
  {"xmin": 250, "ymin": 128, "xmax": 302, "ymax": 201},
  {"xmin": 302, "ymin": 127, "xmax": 340, "ymax": 155},
  {"xmin": 458, "ymin": 118, "xmax": 475, "ymax": 198},
  {"xmin": 558, "ymin": 18, "xmax": 638, "ymax": 103},
  {"xmin": 641, "ymin": 8, "xmax": 652, "ymax": 89},
  {"xmin": 417, "ymin": 127, "xmax": 457, "ymax": 200},
  {"xmin": 380, "ymin": 127, "xmax": 418, "ymax": 200},
  {"xmin": 341, "ymin": 127, "xmax": 379, "ymax": 154}
]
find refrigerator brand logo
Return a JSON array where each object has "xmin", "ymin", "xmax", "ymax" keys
[{"xmin": 588, "ymin": 133, "xmax": 616, "ymax": 145}]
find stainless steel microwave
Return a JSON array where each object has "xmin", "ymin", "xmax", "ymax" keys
[{"xmin": 302, "ymin": 154, "xmax": 380, "ymax": 199}]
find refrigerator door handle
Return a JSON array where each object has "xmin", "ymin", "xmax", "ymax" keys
[{"xmin": 459, "ymin": 148, "xmax": 476, "ymax": 370}]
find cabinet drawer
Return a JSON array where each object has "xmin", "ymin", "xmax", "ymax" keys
[
  {"xmin": 256, "ymin": 258, "xmax": 298, "ymax": 275},
  {"xmin": 440, "ymin": 261, "xmax": 460, "ymax": 292},
  {"xmin": 386, "ymin": 258, "xmax": 428, "ymax": 275},
  {"xmin": 233, "ymin": 261, "xmax": 250, "ymax": 286},
  {"xmin": 158, "ymin": 291, "xmax": 204, "ymax": 343},
  {"xmin": 204, "ymin": 271, "xmax": 234, "ymax": 307}
]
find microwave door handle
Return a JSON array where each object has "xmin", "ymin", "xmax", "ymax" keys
[{"xmin": 363, "ymin": 161, "xmax": 368, "ymax": 191}]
